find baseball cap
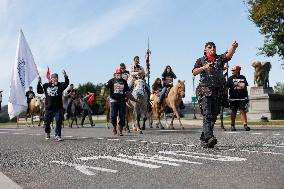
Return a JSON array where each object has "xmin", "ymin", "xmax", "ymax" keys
[{"xmin": 232, "ymin": 66, "xmax": 241, "ymax": 71}]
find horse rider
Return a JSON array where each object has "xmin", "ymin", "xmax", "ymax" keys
[
  {"xmin": 105, "ymin": 68, "xmax": 137, "ymax": 136},
  {"xmin": 81, "ymin": 92, "xmax": 95, "ymax": 127},
  {"xmin": 37, "ymin": 70, "xmax": 69, "ymax": 141},
  {"xmin": 192, "ymin": 41, "xmax": 239, "ymax": 148},
  {"xmin": 26, "ymin": 86, "xmax": 35, "ymax": 113},
  {"xmin": 66, "ymin": 84, "xmax": 77, "ymax": 119},
  {"xmin": 152, "ymin": 78, "xmax": 163, "ymax": 95},
  {"xmin": 226, "ymin": 65, "xmax": 250, "ymax": 131},
  {"xmin": 158, "ymin": 65, "xmax": 177, "ymax": 105},
  {"xmin": 120, "ymin": 63, "xmax": 130, "ymax": 81}
]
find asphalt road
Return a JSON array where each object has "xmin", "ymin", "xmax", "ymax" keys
[{"xmin": 0, "ymin": 123, "xmax": 283, "ymax": 189}]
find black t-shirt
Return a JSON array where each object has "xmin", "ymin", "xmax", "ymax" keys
[
  {"xmin": 37, "ymin": 76, "xmax": 69, "ymax": 110},
  {"xmin": 26, "ymin": 91, "xmax": 35, "ymax": 103},
  {"xmin": 106, "ymin": 78, "xmax": 130, "ymax": 102},
  {"xmin": 226, "ymin": 75, "xmax": 248, "ymax": 100}
]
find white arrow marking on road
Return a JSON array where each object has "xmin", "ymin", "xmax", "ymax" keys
[
  {"xmin": 117, "ymin": 154, "xmax": 180, "ymax": 166},
  {"xmin": 135, "ymin": 153, "xmax": 202, "ymax": 165},
  {"xmin": 159, "ymin": 151, "xmax": 247, "ymax": 162},
  {"xmin": 51, "ymin": 161, "xmax": 118, "ymax": 175},
  {"xmin": 77, "ymin": 156, "xmax": 161, "ymax": 169}
]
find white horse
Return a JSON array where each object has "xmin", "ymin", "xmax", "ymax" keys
[{"xmin": 127, "ymin": 79, "xmax": 148, "ymax": 134}]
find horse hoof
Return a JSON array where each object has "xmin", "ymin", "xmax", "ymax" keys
[
  {"xmin": 139, "ymin": 131, "xmax": 143, "ymax": 134},
  {"xmin": 160, "ymin": 126, "xmax": 165, "ymax": 130}
]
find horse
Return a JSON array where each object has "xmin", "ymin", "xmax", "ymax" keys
[
  {"xmin": 127, "ymin": 79, "xmax": 148, "ymax": 134},
  {"xmin": 25, "ymin": 96, "xmax": 42, "ymax": 127},
  {"xmin": 62, "ymin": 96, "xmax": 82, "ymax": 128},
  {"xmin": 153, "ymin": 80, "xmax": 185, "ymax": 130}
]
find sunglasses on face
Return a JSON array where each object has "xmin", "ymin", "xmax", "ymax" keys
[{"xmin": 207, "ymin": 45, "xmax": 216, "ymax": 49}]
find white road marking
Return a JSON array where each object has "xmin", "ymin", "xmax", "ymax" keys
[
  {"xmin": 0, "ymin": 172, "xmax": 22, "ymax": 189},
  {"xmin": 117, "ymin": 154, "xmax": 180, "ymax": 166},
  {"xmin": 0, "ymin": 129, "xmax": 25, "ymax": 131},
  {"xmin": 51, "ymin": 161, "xmax": 117, "ymax": 175},
  {"xmin": 251, "ymin": 133, "xmax": 263, "ymax": 135},
  {"xmin": 136, "ymin": 153, "xmax": 202, "ymax": 165},
  {"xmin": 126, "ymin": 139, "xmax": 137, "ymax": 142},
  {"xmin": 97, "ymin": 138, "xmax": 104, "ymax": 140},
  {"xmin": 162, "ymin": 143, "xmax": 170, "ymax": 145},
  {"xmin": 77, "ymin": 156, "xmax": 161, "ymax": 169},
  {"xmin": 273, "ymin": 133, "xmax": 282, "ymax": 136},
  {"xmin": 64, "ymin": 136, "xmax": 73, "ymax": 138},
  {"xmin": 159, "ymin": 151, "xmax": 247, "ymax": 162},
  {"xmin": 275, "ymin": 146, "xmax": 284, "ymax": 148},
  {"xmin": 262, "ymin": 152, "xmax": 284, "ymax": 156},
  {"xmin": 12, "ymin": 133, "xmax": 26, "ymax": 135},
  {"xmin": 107, "ymin": 139, "xmax": 120, "ymax": 141},
  {"xmin": 225, "ymin": 132, "xmax": 241, "ymax": 134},
  {"xmin": 0, "ymin": 132, "xmax": 8, "ymax": 134},
  {"xmin": 140, "ymin": 141, "xmax": 148, "ymax": 143},
  {"xmin": 79, "ymin": 137, "xmax": 89, "ymax": 139},
  {"xmin": 28, "ymin": 133, "xmax": 42, "ymax": 136},
  {"xmin": 239, "ymin": 149, "xmax": 284, "ymax": 156},
  {"xmin": 150, "ymin": 141, "xmax": 159, "ymax": 144}
]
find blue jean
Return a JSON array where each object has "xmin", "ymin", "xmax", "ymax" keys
[
  {"xmin": 158, "ymin": 87, "xmax": 167, "ymax": 103},
  {"xmin": 111, "ymin": 101, "xmax": 126, "ymax": 128},
  {"xmin": 44, "ymin": 109, "xmax": 63, "ymax": 136}
]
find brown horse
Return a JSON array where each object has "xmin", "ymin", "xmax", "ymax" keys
[
  {"xmin": 62, "ymin": 96, "xmax": 82, "ymax": 128},
  {"xmin": 153, "ymin": 80, "xmax": 185, "ymax": 129},
  {"xmin": 25, "ymin": 96, "xmax": 42, "ymax": 127}
]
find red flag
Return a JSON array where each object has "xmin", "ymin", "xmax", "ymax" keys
[
  {"xmin": 46, "ymin": 67, "xmax": 50, "ymax": 81},
  {"xmin": 88, "ymin": 94, "xmax": 95, "ymax": 106}
]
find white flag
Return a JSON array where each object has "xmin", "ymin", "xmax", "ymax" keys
[{"xmin": 8, "ymin": 30, "xmax": 38, "ymax": 119}]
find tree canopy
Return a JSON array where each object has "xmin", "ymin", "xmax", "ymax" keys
[{"xmin": 247, "ymin": 0, "xmax": 284, "ymax": 62}]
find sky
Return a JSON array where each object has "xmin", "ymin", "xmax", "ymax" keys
[{"xmin": 0, "ymin": 0, "xmax": 283, "ymax": 105}]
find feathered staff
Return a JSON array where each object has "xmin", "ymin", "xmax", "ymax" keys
[{"xmin": 145, "ymin": 37, "xmax": 151, "ymax": 87}]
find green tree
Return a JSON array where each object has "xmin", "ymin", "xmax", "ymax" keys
[
  {"xmin": 246, "ymin": 0, "xmax": 284, "ymax": 62},
  {"xmin": 274, "ymin": 82, "xmax": 284, "ymax": 94}
]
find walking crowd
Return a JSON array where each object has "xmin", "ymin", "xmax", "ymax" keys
[{"xmin": 15, "ymin": 41, "xmax": 250, "ymax": 148}]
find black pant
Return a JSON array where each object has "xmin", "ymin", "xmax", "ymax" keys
[
  {"xmin": 111, "ymin": 101, "xmax": 126, "ymax": 128},
  {"xmin": 81, "ymin": 109, "xmax": 93, "ymax": 125},
  {"xmin": 200, "ymin": 96, "xmax": 220, "ymax": 141}
]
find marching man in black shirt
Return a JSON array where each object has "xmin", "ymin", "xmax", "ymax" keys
[
  {"xmin": 227, "ymin": 66, "xmax": 250, "ymax": 131},
  {"xmin": 37, "ymin": 70, "xmax": 69, "ymax": 141},
  {"xmin": 105, "ymin": 68, "xmax": 137, "ymax": 136}
]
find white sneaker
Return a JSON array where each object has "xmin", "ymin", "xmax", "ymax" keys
[
  {"xmin": 55, "ymin": 136, "xmax": 63, "ymax": 141},
  {"xmin": 45, "ymin": 133, "xmax": 51, "ymax": 140}
]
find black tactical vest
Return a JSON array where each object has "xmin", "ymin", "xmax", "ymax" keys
[{"xmin": 199, "ymin": 55, "xmax": 225, "ymax": 87}]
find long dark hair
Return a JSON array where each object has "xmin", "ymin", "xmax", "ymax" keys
[{"xmin": 153, "ymin": 78, "xmax": 162, "ymax": 85}]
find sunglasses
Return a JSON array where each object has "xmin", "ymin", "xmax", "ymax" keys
[{"xmin": 207, "ymin": 45, "xmax": 216, "ymax": 49}]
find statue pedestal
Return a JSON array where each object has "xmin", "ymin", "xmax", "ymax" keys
[{"xmin": 247, "ymin": 87, "xmax": 284, "ymax": 120}]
